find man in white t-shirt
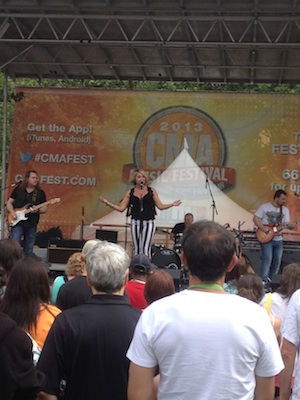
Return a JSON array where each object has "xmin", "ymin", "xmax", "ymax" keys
[
  {"xmin": 280, "ymin": 288, "xmax": 300, "ymax": 399},
  {"xmin": 253, "ymin": 189, "xmax": 294, "ymax": 283},
  {"xmin": 127, "ymin": 220, "xmax": 284, "ymax": 400}
]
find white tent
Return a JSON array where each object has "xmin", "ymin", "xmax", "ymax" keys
[{"xmin": 91, "ymin": 142, "xmax": 255, "ymax": 232}]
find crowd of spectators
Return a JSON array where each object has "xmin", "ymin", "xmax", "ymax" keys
[{"xmin": 1, "ymin": 220, "xmax": 300, "ymax": 399}]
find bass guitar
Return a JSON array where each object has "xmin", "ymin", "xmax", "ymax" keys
[
  {"xmin": 7, "ymin": 198, "xmax": 60, "ymax": 227},
  {"xmin": 256, "ymin": 221, "xmax": 299, "ymax": 244}
]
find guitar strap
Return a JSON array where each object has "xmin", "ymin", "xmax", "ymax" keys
[
  {"xmin": 31, "ymin": 189, "xmax": 38, "ymax": 203},
  {"xmin": 279, "ymin": 205, "xmax": 283, "ymax": 224},
  {"xmin": 23, "ymin": 188, "xmax": 38, "ymax": 206}
]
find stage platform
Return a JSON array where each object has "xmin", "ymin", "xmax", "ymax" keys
[{"xmin": 33, "ymin": 227, "xmax": 300, "ymax": 278}]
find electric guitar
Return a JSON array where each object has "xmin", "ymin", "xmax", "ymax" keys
[
  {"xmin": 256, "ymin": 221, "xmax": 300, "ymax": 244},
  {"xmin": 7, "ymin": 198, "xmax": 61, "ymax": 227}
]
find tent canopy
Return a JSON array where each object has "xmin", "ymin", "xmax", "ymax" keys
[
  {"xmin": 93, "ymin": 145, "xmax": 255, "ymax": 231},
  {"xmin": 1, "ymin": 1, "xmax": 300, "ymax": 84}
]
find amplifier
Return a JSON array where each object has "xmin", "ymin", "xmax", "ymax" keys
[
  {"xmin": 48, "ymin": 239, "xmax": 85, "ymax": 264},
  {"xmin": 48, "ymin": 239, "xmax": 85, "ymax": 248},
  {"xmin": 282, "ymin": 250, "xmax": 300, "ymax": 265},
  {"xmin": 242, "ymin": 248, "xmax": 261, "ymax": 275},
  {"xmin": 241, "ymin": 233, "xmax": 260, "ymax": 250},
  {"xmin": 282, "ymin": 241, "xmax": 300, "ymax": 251},
  {"xmin": 242, "ymin": 246, "xmax": 300, "ymax": 275},
  {"xmin": 96, "ymin": 230, "xmax": 118, "ymax": 243}
]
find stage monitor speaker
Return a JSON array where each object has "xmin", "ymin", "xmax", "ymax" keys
[
  {"xmin": 48, "ymin": 239, "xmax": 85, "ymax": 264},
  {"xmin": 96, "ymin": 229, "xmax": 118, "ymax": 243}
]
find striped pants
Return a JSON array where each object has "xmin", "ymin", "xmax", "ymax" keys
[{"xmin": 131, "ymin": 219, "xmax": 156, "ymax": 258}]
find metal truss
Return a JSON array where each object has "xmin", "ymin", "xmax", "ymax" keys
[{"xmin": 1, "ymin": 0, "xmax": 300, "ymax": 83}]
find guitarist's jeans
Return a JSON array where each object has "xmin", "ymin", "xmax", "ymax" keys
[
  {"xmin": 11, "ymin": 221, "xmax": 36, "ymax": 255},
  {"xmin": 260, "ymin": 239, "xmax": 283, "ymax": 282}
]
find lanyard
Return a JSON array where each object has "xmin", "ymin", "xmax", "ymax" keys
[{"xmin": 188, "ymin": 283, "xmax": 224, "ymax": 291}]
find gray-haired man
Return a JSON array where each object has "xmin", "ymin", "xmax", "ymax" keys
[{"xmin": 38, "ymin": 241, "xmax": 141, "ymax": 400}]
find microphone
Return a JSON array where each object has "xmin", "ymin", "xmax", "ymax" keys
[
  {"xmin": 295, "ymin": 192, "xmax": 300, "ymax": 197},
  {"xmin": 11, "ymin": 180, "xmax": 22, "ymax": 187},
  {"xmin": 139, "ymin": 182, "xmax": 144, "ymax": 212}
]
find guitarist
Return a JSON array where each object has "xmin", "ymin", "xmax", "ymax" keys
[
  {"xmin": 6, "ymin": 170, "xmax": 47, "ymax": 254},
  {"xmin": 253, "ymin": 189, "xmax": 294, "ymax": 284}
]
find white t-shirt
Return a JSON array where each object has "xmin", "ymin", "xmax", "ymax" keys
[
  {"xmin": 260, "ymin": 292, "xmax": 289, "ymax": 320},
  {"xmin": 281, "ymin": 289, "xmax": 300, "ymax": 399},
  {"xmin": 127, "ymin": 290, "xmax": 284, "ymax": 400},
  {"xmin": 261, "ymin": 291, "xmax": 298, "ymax": 382},
  {"xmin": 255, "ymin": 202, "xmax": 290, "ymax": 241}
]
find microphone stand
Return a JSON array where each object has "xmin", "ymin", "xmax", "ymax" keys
[
  {"xmin": 124, "ymin": 214, "xmax": 129, "ymax": 251},
  {"xmin": 80, "ymin": 206, "xmax": 84, "ymax": 241},
  {"xmin": 231, "ymin": 221, "xmax": 245, "ymax": 257},
  {"xmin": 205, "ymin": 176, "xmax": 218, "ymax": 221},
  {"xmin": 1, "ymin": 182, "xmax": 21, "ymax": 239},
  {"xmin": 125, "ymin": 195, "xmax": 133, "ymax": 255},
  {"xmin": 1, "ymin": 182, "xmax": 21, "ymax": 191}
]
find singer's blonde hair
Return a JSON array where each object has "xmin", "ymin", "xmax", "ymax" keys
[{"xmin": 131, "ymin": 169, "xmax": 148, "ymax": 185}]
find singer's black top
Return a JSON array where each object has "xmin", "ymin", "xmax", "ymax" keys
[{"xmin": 128, "ymin": 187, "xmax": 156, "ymax": 220}]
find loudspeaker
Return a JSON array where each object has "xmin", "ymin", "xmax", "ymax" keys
[
  {"xmin": 48, "ymin": 249, "xmax": 79, "ymax": 264},
  {"xmin": 240, "ymin": 248, "xmax": 261, "ymax": 275},
  {"xmin": 96, "ymin": 229, "xmax": 118, "ymax": 243},
  {"xmin": 242, "ymin": 246, "xmax": 300, "ymax": 276},
  {"xmin": 281, "ymin": 250, "xmax": 300, "ymax": 266},
  {"xmin": 48, "ymin": 239, "xmax": 85, "ymax": 264}
]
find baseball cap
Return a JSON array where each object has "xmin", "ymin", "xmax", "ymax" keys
[{"xmin": 130, "ymin": 254, "xmax": 152, "ymax": 275}]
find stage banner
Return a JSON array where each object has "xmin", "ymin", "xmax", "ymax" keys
[{"xmin": 6, "ymin": 88, "xmax": 300, "ymax": 237}]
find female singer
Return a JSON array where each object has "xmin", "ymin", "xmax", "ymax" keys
[{"xmin": 99, "ymin": 169, "xmax": 181, "ymax": 257}]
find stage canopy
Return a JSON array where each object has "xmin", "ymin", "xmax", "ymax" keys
[
  {"xmin": 93, "ymin": 142, "xmax": 254, "ymax": 231},
  {"xmin": 1, "ymin": 0, "xmax": 300, "ymax": 85}
]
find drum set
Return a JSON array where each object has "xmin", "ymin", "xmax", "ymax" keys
[
  {"xmin": 173, "ymin": 233, "xmax": 183, "ymax": 254},
  {"xmin": 150, "ymin": 232, "xmax": 188, "ymax": 290},
  {"xmin": 150, "ymin": 224, "xmax": 247, "ymax": 291},
  {"xmin": 151, "ymin": 232, "xmax": 183, "ymax": 266}
]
